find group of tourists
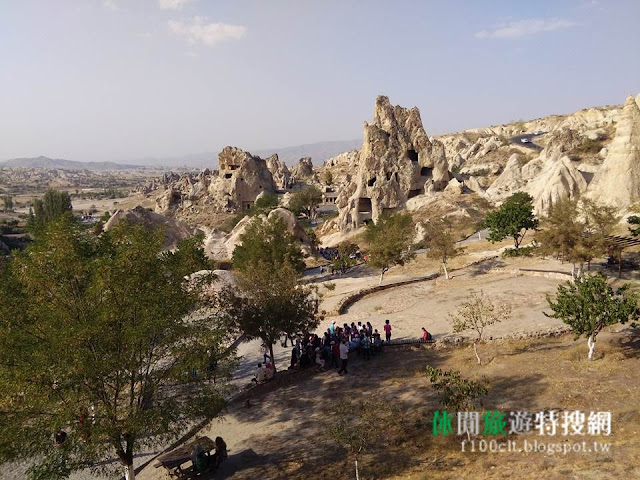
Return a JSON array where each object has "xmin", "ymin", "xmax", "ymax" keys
[
  {"xmin": 253, "ymin": 318, "xmax": 435, "ymax": 382},
  {"xmin": 287, "ymin": 319, "xmax": 394, "ymax": 375}
]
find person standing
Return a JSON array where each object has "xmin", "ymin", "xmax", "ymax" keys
[
  {"xmin": 338, "ymin": 339, "xmax": 349, "ymax": 374},
  {"xmin": 361, "ymin": 334, "xmax": 371, "ymax": 360},
  {"xmin": 383, "ymin": 319, "xmax": 392, "ymax": 342}
]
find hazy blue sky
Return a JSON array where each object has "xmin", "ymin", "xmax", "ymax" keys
[{"xmin": 1, "ymin": 0, "xmax": 639, "ymax": 162}]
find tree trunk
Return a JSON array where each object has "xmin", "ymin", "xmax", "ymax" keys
[
  {"xmin": 473, "ymin": 342, "xmax": 481, "ymax": 365},
  {"xmin": 269, "ymin": 342, "xmax": 276, "ymax": 372},
  {"xmin": 442, "ymin": 261, "xmax": 449, "ymax": 280},
  {"xmin": 124, "ymin": 463, "xmax": 136, "ymax": 480},
  {"xmin": 587, "ymin": 334, "xmax": 596, "ymax": 361},
  {"xmin": 354, "ymin": 455, "xmax": 360, "ymax": 480},
  {"xmin": 571, "ymin": 263, "xmax": 576, "ymax": 279},
  {"xmin": 379, "ymin": 270, "xmax": 385, "ymax": 285}
]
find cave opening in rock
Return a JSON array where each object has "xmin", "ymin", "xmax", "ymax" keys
[
  {"xmin": 224, "ymin": 173, "xmax": 233, "ymax": 179},
  {"xmin": 368, "ymin": 177, "xmax": 377, "ymax": 187},
  {"xmin": 408, "ymin": 189, "xmax": 422, "ymax": 199},
  {"xmin": 395, "ymin": 172, "xmax": 399, "ymax": 182},
  {"xmin": 228, "ymin": 165, "xmax": 239, "ymax": 171},
  {"xmin": 386, "ymin": 172, "xmax": 392, "ymax": 181},
  {"xmin": 420, "ymin": 167, "xmax": 432, "ymax": 177},
  {"xmin": 407, "ymin": 149, "xmax": 419, "ymax": 162},
  {"xmin": 358, "ymin": 197, "xmax": 372, "ymax": 213}
]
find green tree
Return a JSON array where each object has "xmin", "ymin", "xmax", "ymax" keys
[
  {"xmin": 537, "ymin": 198, "xmax": 583, "ymax": 270},
  {"xmin": 628, "ymin": 215, "xmax": 640, "ymax": 236},
  {"xmin": 232, "ymin": 216, "xmax": 305, "ymax": 274},
  {"xmin": 425, "ymin": 366, "xmax": 488, "ymax": 412},
  {"xmin": 217, "ymin": 259, "xmax": 318, "ymax": 371},
  {"xmin": 364, "ymin": 212, "xmax": 416, "ymax": 284},
  {"xmin": 449, "ymin": 291, "xmax": 511, "ymax": 365},
  {"xmin": 288, "ymin": 186, "xmax": 322, "ymax": 222},
  {"xmin": 1, "ymin": 195, "xmax": 13, "ymax": 212},
  {"xmin": 323, "ymin": 170, "xmax": 333, "ymax": 185},
  {"xmin": 484, "ymin": 192, "xmax": 538, "ymax": 249},
  {"xmin": 29, "ymin": 189, "xmax": 73, "ymax": 231},
  {"xmin": 253, "ymin": 193, "xmax": 279, "ymax": 210},
  {"xmin": 0, "ymin": 217, "xmax": 233, "ymax": 480},
  {"xmin": 324, "ymin": 399, "xmax": 400, "ymax": 480},
  {"xmin": 422, "ymin": 217, "xmax": 464, "ymax": 280},
  {"xmin": 538, "ymin": 198, "xmax": 618, "ymax": 276},
  {"xmin": 331, "ymin": 242, "xmax": 359, "ymax": 274},
  {"xmin": 545, "ymin": 272, "xmax": 639, "ymax": 360}
]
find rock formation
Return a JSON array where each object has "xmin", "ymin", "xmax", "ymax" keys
[
  {"xmin": 154, "ymin": 147, "xmax": 276, "ymax": 215},
  {"xmin": 290, "ymin": 157, "xmax": 314, "ymax": 183},
  {"xmin": 265, "ymin": 154, "xmax": 291, "ymax": 190},
  {"xmin": 586, "ymin": 95, "xmax": 640, "ymax": 208},
  {"xmin": 335, "ymin": 96, "xmax": 450, "ymax": 230},
  {"xmin": 104, "ymin": 206, "xmax": 198, "ymax": 249},
  {"xmin": 204, "ymin": 207, "xmax": 312, "ymax": 261}
]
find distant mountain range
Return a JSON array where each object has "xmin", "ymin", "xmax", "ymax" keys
[
  {"xmin": 2, "ymin": 140, "xmax": 362, "ymax": 172},
  {"xmin": 133, "ymin": 139, "xmax": 362, "ymax": 169},
  {"xmin": 0, "ymin": 156, "xmax": 141, "ymax": 171}
]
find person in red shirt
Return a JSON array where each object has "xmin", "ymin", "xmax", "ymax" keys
[{"xmin": 383, "ymin": 319, "xmax": 392, "ymax": 342}]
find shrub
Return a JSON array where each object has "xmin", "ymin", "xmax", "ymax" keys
[
  {"xmin": 323, "ymin": 282, "xmax": 336, "ymax": 291},
  {"xmin": 501, "ymin": 245, "xmax": 538, "ymax": 257}
]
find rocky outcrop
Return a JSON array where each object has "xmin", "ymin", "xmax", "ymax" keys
[
  {"xmin": 526, "ymin": 157, "xmax": 588, "ymax": 213},
  {"xmin": 265, "ymin": 154, "xmax": 291, "ymax": 190},
  {"xmin": 486, "ymin": 154, "xmax": 526, "ymax": 199},
  {"xmin": 335, "ymin": 96, "xmax": 449, "ymax": 230},
  {"xmin": 154, "ymin": 147, "xmax": 276, "ymax": 215},
  {"xmin": 290, "ymin": 157, "xmax": 314, "ymax": 183},
  {"xmin": 587, "ymin": 95, "xmax": 640, "ymax": 208},
  {"xmin": 104, "ymin": 206, "xmax": 198, "ymax": 249},
  {"xmin": 204, "ymin": 207, "xmax": 312, "ymax": 261}
]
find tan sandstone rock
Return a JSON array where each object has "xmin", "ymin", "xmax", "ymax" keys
[
  {"xmin": 104, "ymin": 206, "xmax": 198, "ymax": 250},
  {"xmin": 335, "ymin": 95, "xmax": 449, "ymax": 230},
  {"xmin": 587, "ymin": 94, "xmax": 640, "ymax": 208}
]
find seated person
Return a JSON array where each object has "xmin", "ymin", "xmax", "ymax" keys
[
  {"xmin": 252, "ymin": 363, "xmax": 266, "ymax": 384},
  {"xmin": 264, "ymin": 361, "xmax": 275, "ymax": 380},
  {"xmin": 191, "ymin": 443, "xmax": 209, "ymax": 472},
  {"xmin": 210, "ymin": 436, "xmax": 228, "ymax": 468}
]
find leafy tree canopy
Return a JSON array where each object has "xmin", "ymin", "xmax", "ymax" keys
[
  {"xmin": 28, "ymin": 189, "xmax": 73, "ymax": 232},
  {"xmin": 232, "ymin": 215, "xmax": 305, "ymax": 274},
  {"xmin": 545, "ymin": 272, "xmax": 639, "ymax": 359},
  {"xmin": 0, "ymin": 217, "xmax": 233, "ymax": 479},
  {"xmin": 484, "ymin": 191, "xmax": 538, "ymax": 248},
  {"xmin": 288, "ymin": 186, "xmax": 322, "ymax": 220},
  {"xmin": 217, "ymin": 259, "xmax": 318, "ymax": 370},
  {"xmin": 364, "ymin": 212, "xmax": 416, "ymax": 284}
]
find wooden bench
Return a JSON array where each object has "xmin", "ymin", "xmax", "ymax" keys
[{"xmin": 154, "ymin": 436, "xmax": 216, "ymax": 479}]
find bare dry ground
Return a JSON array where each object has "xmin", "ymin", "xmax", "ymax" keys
[{"xmin": 138, "ymin": 328, "xmax": 640, "ymax": 480}]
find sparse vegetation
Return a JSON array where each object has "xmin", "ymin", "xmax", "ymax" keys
[
  {"xmin": 422, "ymin": 217, "xmax": 464, "ymax": 280},
  {"xmin": 324, "ymin": 399, "xmax": 400, "ymax": 480},
  {"xmin": 449, "ymin": 290, "xmax": 512, "ymax": 365},
  {"xmin": 323, "ymin": 281, "xmax": 336, "ymax": 291},
  {"xmin": 425, "ymin": 366, "xmax": 489, "ymax": 412}
]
